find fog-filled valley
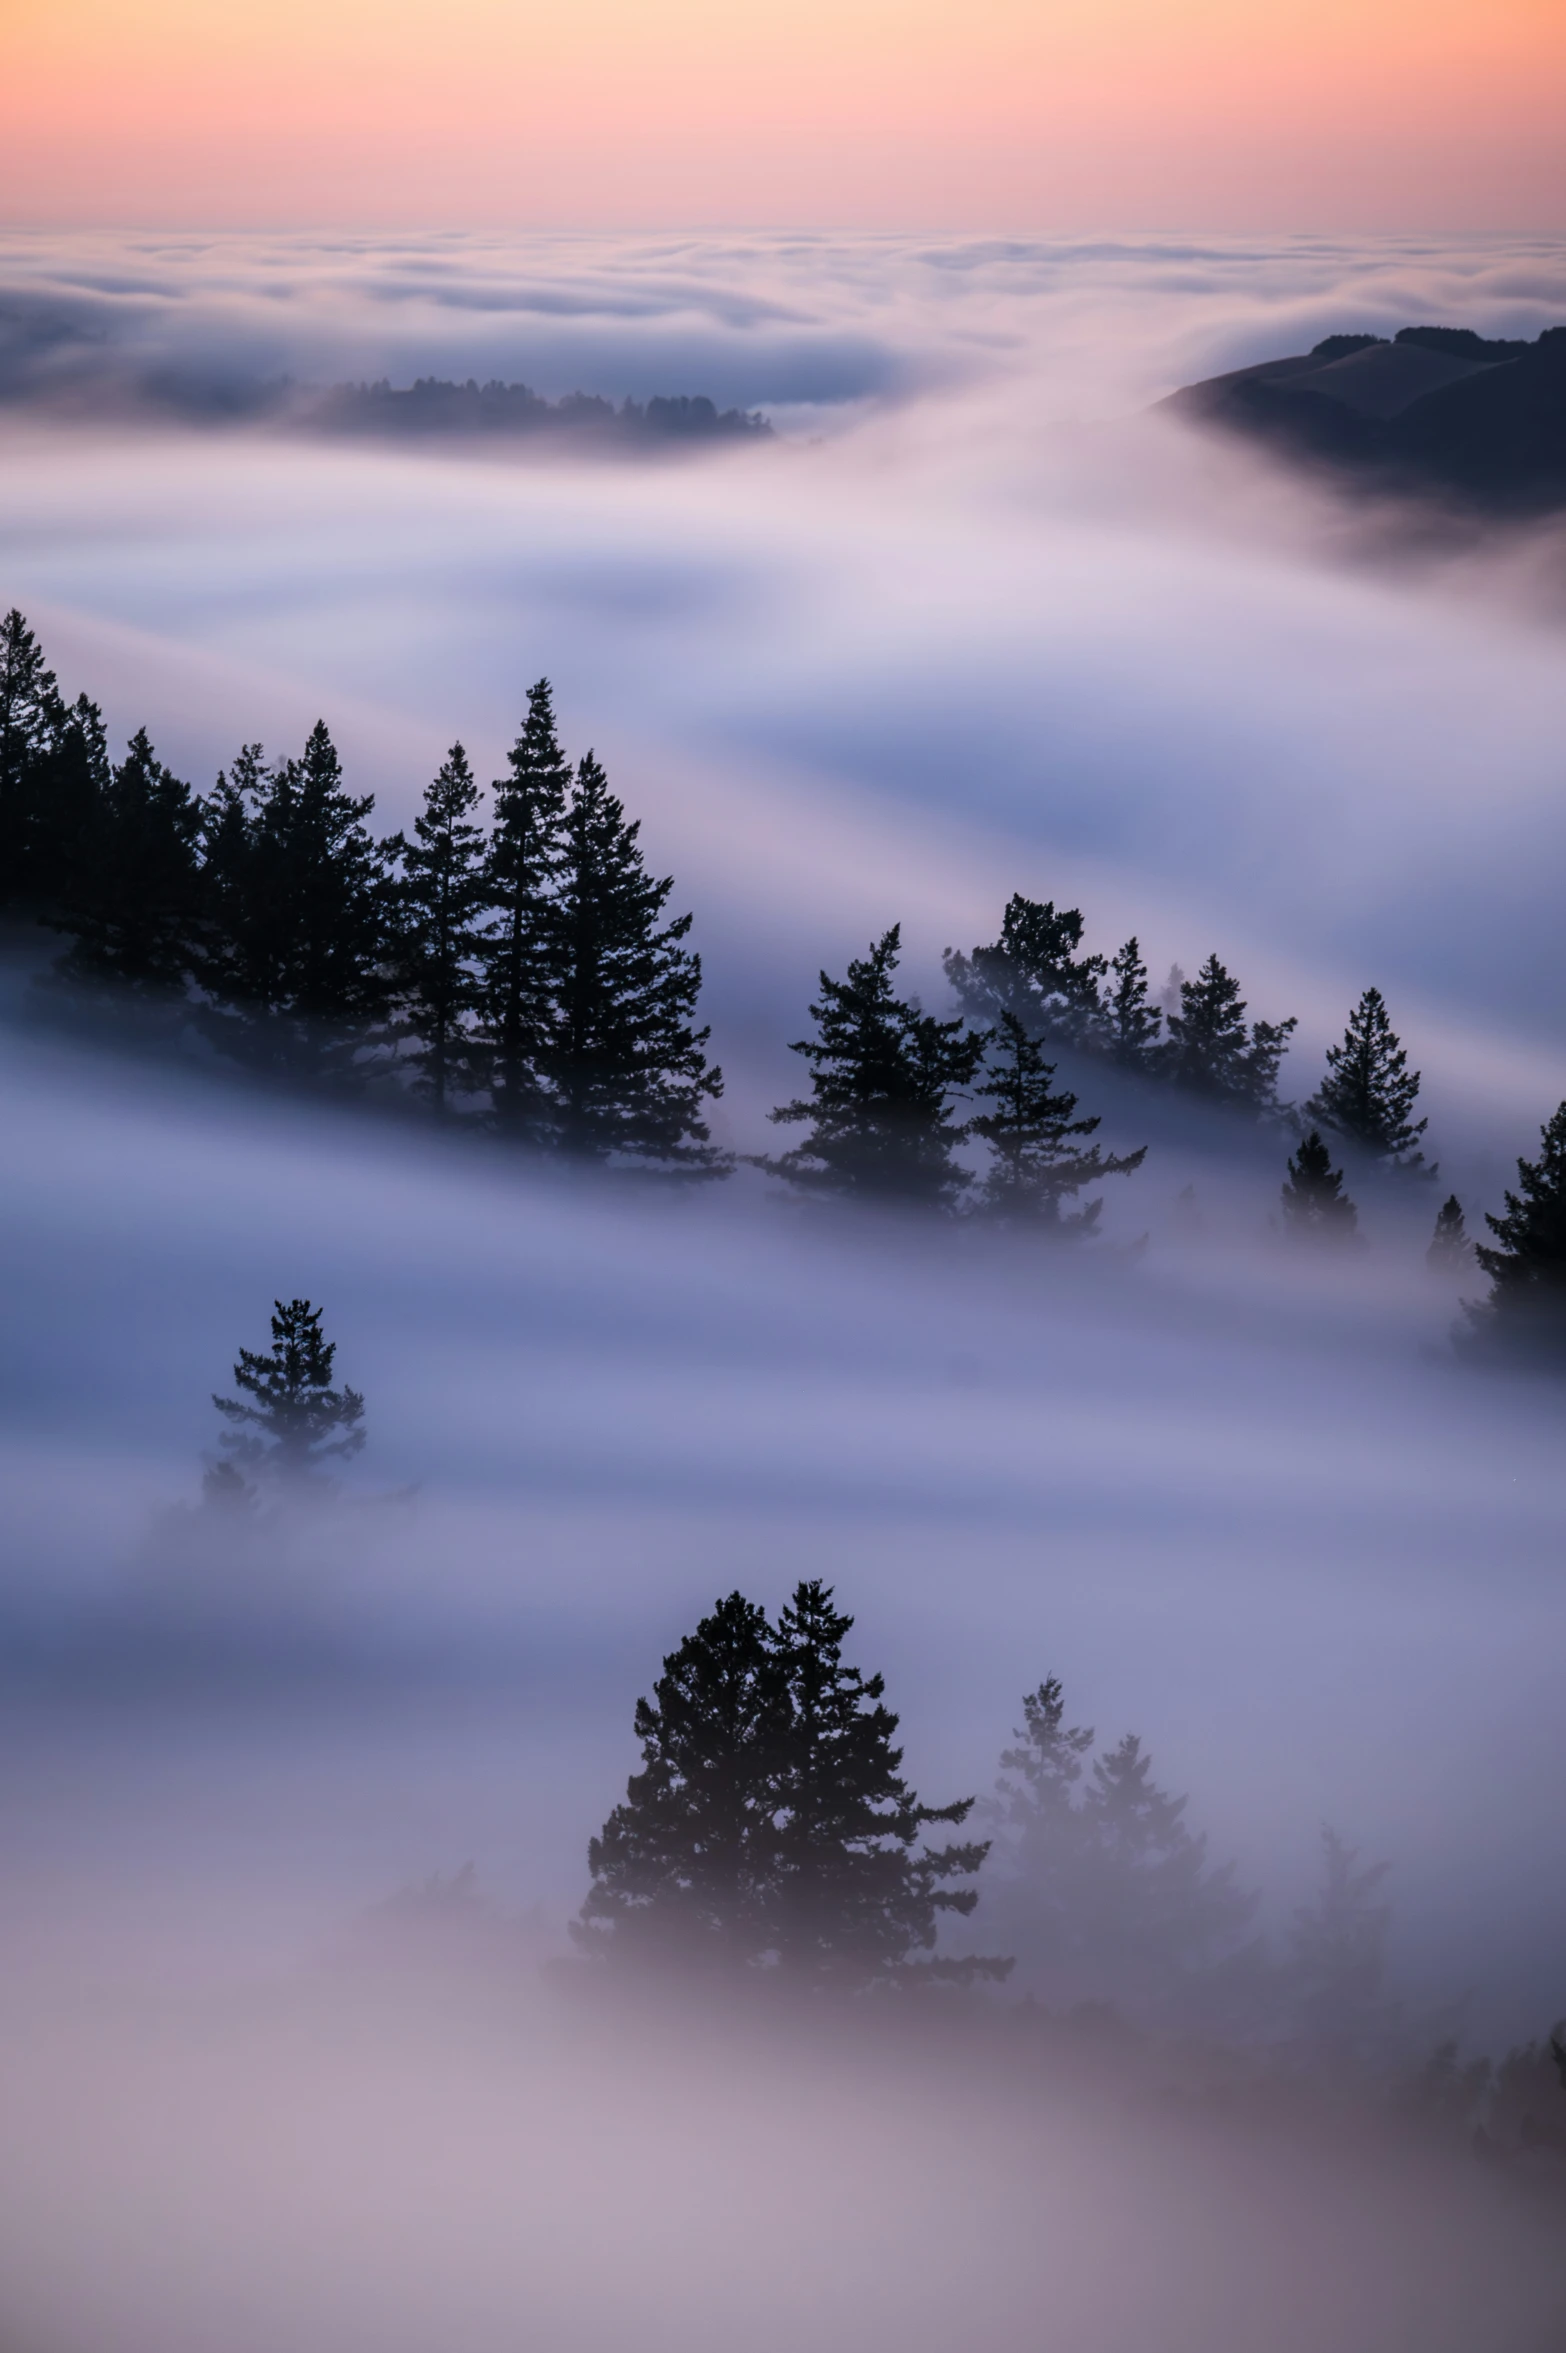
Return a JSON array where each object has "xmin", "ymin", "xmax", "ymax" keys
[{"xmin": 5, "ymin": 227, "xmax": 1566, "ymax": 2350}]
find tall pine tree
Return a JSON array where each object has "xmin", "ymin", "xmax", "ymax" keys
[
  {"xmin": 0, "ymin": 608, "xmax": 66, "ymax": 910},
  {"xmin": 1102, "ymin": 936, "xmax": 1163, "ymax": 1069},
  {"xmin": 1306, "ymin": 987, "xmax": 1429, "ymax": 1175},
  {"xmin": 1427, "ymin": 1194, "xmax": 1474, "ymax": 1273},
  {"xmin": 1279, "ymin": 1130, "xmax": 1359, "ymax": 1243},
  {"xmin": 394, "ymin": 743, "xmax": 488, "ymax": 1113},
  {"xmin": 545, "ymin": 751, "xmax": 723, "ymax": 1166},
  {"xmin": 1163, "ymin": 953, "xmax": 1296, "ymax": 1114},
  {"xmin": 478, "ymin": 680, "xmax": 571, "ymax": 1143},
  {"xmin": 211, "ymin": 1298, "xmax": 365, "ymax": 1494},
  {"xmin": 944, "ymin": 893, "xmax": 1106, "ymax": 1047},
  {"xmin": 766, "ymin": 926, "xmax": 986, "ymax": 1207},
  {"xmin": 969, "ymin": 1011, "xmax": 1144, "ymax": 1232},
  {"xmin": 50, "ymin": 727, "xmax": 203, "ymax": 995},
  {"xmin": 1463, "ymin": 1102, "xmax": 1566, "ymax": 1363}
]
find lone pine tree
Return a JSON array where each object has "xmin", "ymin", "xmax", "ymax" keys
[
  {"xmin": 1427, "ymin": 1194, "xmax": 1474, "ymax": 1273},
  {"xmin": 211, "ymin": 1298, "xmax": 365, "ymax": 1492},
  {"xmin": 1102, "ymin": 936, "xmax": 1163, "ymax": 1069},
  {"xmin": 1306, "ymin": 988, "xmax": 1429, "ymax": 1175},
  {"xmin": 767, "ymin": 925, "xmax": 986, "ymax": 1207},
  {"xmin": 1464, "ymin": 1101, "xmax": 1566, "ymax": 1363},
  {"xmin": 969, "ymin": 1011, "xmax": 1144, "ymax": 1232},
  {"xmin": 479, "ymin": 680, "xmax": 571, "ymax": 1142},
  {"xmin": 1280, "ymin": 1130, "xmax": 1359, "ymax": 1242},
  {"xmin": 545, "ymin": 750, "xmax": 723, "ymax": 1166},
  {"xmin": 52, "ymin": 727, "xmax": 203, "ymax": 995},
  {"xmin": 944, "ymin": 893, "xmax": 1106, "ymax": 1048},
  {"xmin": 576, "ymin": 1582, "xmax": 1006, "ymax": 1987},
  {"xmin": 1163, "ymin": 954, "xmax": 1296, "ymax": 1114},
  {"xmin": 395, "ymin": 743, "xmax": 488, "ymax": 1112}
]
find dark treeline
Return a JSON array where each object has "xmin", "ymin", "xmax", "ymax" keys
[
  {"xmin": 314, "ymin": 380, "xmax": 773, "ymax": 444},
  {"xmin": 7, "ymin": 609, "xmax": 1566, "ymax": 1353}
]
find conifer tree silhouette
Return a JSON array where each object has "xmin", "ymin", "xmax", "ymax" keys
[
  {"xmin": 767, "ymin": 926, "xmax": 985, "ymax": 1206},
  {"xmin": 1427, "ymin": 1194, "xmax": 1474, "ymax": 1273},
  {"xmin": 1164, "ymin": 954, "xmax": 1296, "ymax": 1112},
  {"xmin": 1463, "ymin": 1102, "xmax": 1566, "ymax": 1362},
  {"xmin": 1280, "ymin": 1130, "xmax": 1359, "ymax": 1242},
  {"xmin": 479, "ymin": 680, "xmax": 570, "ymax": 1143},
  {"xmin": 545, "ymin": 750, "xmax": 723, "ymax": 1165},
  {"xmin": 1285, "ymin": 1828, "xmax": 1397, "ymax": 2065},
  {"xmin": 0, "ymin": 608, "xmax": 65, "ymax": 909},
  {"xmin": 52, "ymin": 727, "xmax": 203, "ymax": 994},
  {"xmin": 394, "ymin": 743, "xmax": 488, "ymax": 1112},
  {"xmin": 1306, "ymin": 988, "xmax": 1429, "ymax": 1175},
  {"xmin": 944, "ymin": 893, "xmax": 1106, "ymax": 1047},
  {"xmin": 969, "ymin": 1011, "xmax": 1144, "ymax": 1231},
  {"xmin": 1102, "ymin": 936, "xmax": 1163, "ymax": 1068},
  {"xmin": 211, "ymin": 1298, "xmax": 365, "ymax": 1491}
]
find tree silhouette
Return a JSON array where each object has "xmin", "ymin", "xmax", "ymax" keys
[
  {"xmin": 52, "ymin": 727, "xmax": 203, "ymax": 994},
  {"xmin": 394, "ymin": 743, "xmax": 488, "ymax": 1113},
  {"xmin": 1306, "ymin": 988, "xmax": 1429, "ymax": 1175},
  {"xmin": 1101, "ymin": 936, "xmax": 1163, "ymax": 1069},
  {"xmin": 969, "ymin": 1011, "xmax": 1144, "ymax": 1232},
  {"xmin": 1280, "ymin": 1130, "xmax": 1359, "ymax": 1242},
  {"xmin": 0, "ymin": 607, "xmax": 66, "ymax": 910},
  {"xmin": 479, "ymin": 680, "xmax": 571, "ymax": 1143},
  {"xmin": 944, "ymin": 893, "xmax": 1106, "ymax": 1048},
  {"xmin": 1285, "ymin": 1828, "xmax": 1397, "ymax": 2065},
  {"xmin": 545, "ymin": 750, "xmax": 723, "ymax": 1166},
  {"xmin": 1163, "ymin": 954, "xmax": 1296, "ymax": 1113},
  {"xmin": 1463, "ymin": 1102, "xmax": 1566, "ymax": 1362},
  {"xmin": 211, "ymin": 1299, "xmax": 365, "ymax": 1490},
  {"xmin": 1427, "ymin": 1194, "xmax": 1474, "ymax": 1273},
  {"xmin": 767, "ymin": 926, "xmax": 986, "ymax": 1207}
]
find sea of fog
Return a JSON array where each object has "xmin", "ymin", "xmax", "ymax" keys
[{"xmin": 3, "ymin": 229, "xmax": 1566, "ymax": 2352}]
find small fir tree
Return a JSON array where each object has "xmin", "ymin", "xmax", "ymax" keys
[
  {"xmin": 1285, "ymin": 1827, "xmax": 1397, "ymax": 2066},
  {"xmin": 0, "ymin": 608, "xmax": 67, "ymax": 910},
  {"xmin": 1306, "ymin": 987, "xmax": 1430, "ymax": 1175},
  {"xmin": 969, "ymin": 1011, "xmax": 1144, "ymax": 1233},
  {"xmin": 1427, "ymin": 1194, "xmax": 1474, "ymax": 1273},
  {"xmin": 1463, "ymin": 1102, "xmax": 1566, "ymax": 1362},
  {"xmin": 1102, "ymin": 936, "xmax": 1163, "ymax": 1069},
  {"xmin": 51, "ymin": 727, "xmax": 203, "ymax": 994},
  {"xmin": 766, "ymin": 926, "xmax": 986, "ymax": 1208},
  {"xmin": 478, "ymin": 680, "xmax": 571, "ymax": 1143},
  {"xmin": 394, "ymin": 743, "xmax": 488, "ymax": 1113},
  {"xmin": 545, "ymin": 751, "xmax": 724, "ymax": 1166},
  {"xmin": 211, "ymin": 1298, "xmax": 365, "ymax": 1492},
  {"xmin": 1280, "ymin": 1130, "xmax": 1359, "ymax": 1242},
  {"xmin": 574, "ymin": 1592, "xmax": 786, "ymax": 1972},
  {"xmin": 944, "ymin": 893, "xmax": 1106, "ymax": 1047},
  {"xmin": 1164, "ymin": 954, "xmax": 1296, "ymax": 1112},
  {"xmin": 767, "ymin": 1581, "xmax": 1007, "ymax": 1990}
]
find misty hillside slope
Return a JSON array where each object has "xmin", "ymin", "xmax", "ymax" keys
[{"xmin": 1163, "ymin": 325, "xmax": 1566, "ymax": 512}]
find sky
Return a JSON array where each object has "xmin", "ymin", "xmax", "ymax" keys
[{"xmin": 4, "ymin": 0, "xmax": 1565, "ymax": 230}]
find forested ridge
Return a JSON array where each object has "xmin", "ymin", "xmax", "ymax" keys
[{"xmin": 6, "ymin": 607, "xmax": 1566, "ymax": 1355}]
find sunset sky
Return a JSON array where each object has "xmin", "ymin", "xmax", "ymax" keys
[{"xmin": 5, "ymin": 0, "xmax": 1564, "ymax": 229}]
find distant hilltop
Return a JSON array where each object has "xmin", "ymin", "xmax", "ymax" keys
[
  {"xmin": 304, "ymin": 377, "xmax": 772, "ymax": 445},
  {"xmin": 1161, "ymin": 325, "xmax": 1566, "ymax": 514}
]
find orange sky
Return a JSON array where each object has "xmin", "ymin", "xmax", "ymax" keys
[{"xmin": 4, "ymin": 0, "xmax": 1564, "ymax": 227}]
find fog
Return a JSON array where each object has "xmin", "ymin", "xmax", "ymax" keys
[{"xmin": 4, "ymin": 228, "xmax": 1566, "ymax": 2348}]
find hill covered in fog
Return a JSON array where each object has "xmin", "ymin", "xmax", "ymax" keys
[{"xmin": 1163, "ymin": 325, "xmax": 1566, "ymax": 513}]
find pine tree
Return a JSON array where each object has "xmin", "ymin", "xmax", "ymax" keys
[
  {"xmin": 211, "ymin": 1298, "xmax": 365, "ymax": 1491},
  {"xmin": 1427, "ymin": 1194, "xmax": 1474, "ymax": 1273},
  {"xmin": 1285, "ymin": 1827, "xmax": 1397, "ymax": 2065},
  {"xmin": 766, "ymin": 926, "xmax": 987, "ymax": 1207},
  {"xmin": 1306, "ymin": 988, "xmax": 1429, "ymax": 1174},
  {"xmin": 944, "ymin": 893, "xmax": 1106, "ymax": 1047},
  {"xmin": 1280, "ymin": 1130, "xmax": 1359, "ymax": 1242},
  {"xmin": 1163, "ymin": 953, "xmax": 1296, "ymax": 1113},
  {"xmin": 969, "ymin": 1011, "xmax": 1144, "ymax": 1232},
  {"xmin": 0, "ymin": 608, "xmax": 66, "ymax": 909},
  {"xmin": 767, "ymin": 1580, "xmax": 1006, "ymax": 1990},
  {"xmin": 195, "ymin": 725, "xmax": 394, "ymax": 1081},
  {"xmin": 478, "ymin": 680, "xmax": 571, "ymax": 1143},
  {"xmin": 1102, "ymin": 936, "xmax": 1163, "ymax": 1069},
  {"xmin": 545, "ymin": 751, "xmax": 724, "ymax": 1166},
  {"xmin": 51, "ymin": 727, "xmax": 203, "ymax": 993},
  {"xmin": 394, "ymin": 743, "xmax": 488, "ymax": 1113},
  {"xmin": 1464, "ymin": 1103, "xmax": 1566, "ymax": 1362},
  {"xmin": 574, "ymin": 1592, "xmax": 786, "ymax": 1972}
]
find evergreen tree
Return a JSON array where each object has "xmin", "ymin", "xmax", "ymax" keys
[
  {"xmin": 1285, "ymin": 1827, "xmax": 1397, "ymax": 2066},
  {"xmin": 767, "ymin": 1580, "xmax": 1007, "ymax": 1990},
  {"xmin": 1464, "ymin": 1103, "xmax": 1566, "ymax": 1362},
  {"xmin": 51, "ymin": 727, "xmax": 203, "ymax": 993},
  {"xmin": 0, "ymin": 608, "xmax": 66, "ymax": 910},
  {"xmin": 478, "ymin": 680, "xmax": 571, "ymax": 1143},
  {"xmin": 394, "ymin": 743, "xmax": 488, "ymax": 1112},
  {"xmin": 195, "ymin": 725, "xmax": 394, "ymax": 1081},
  {"xmin": 574, "ymin": 1592, "xmax": 786, "ymax": 1972},
  {"xmin": 1280, "ymin": 1130, "xmax": 1359, "ymax": 1242},
  {"xmin": 211, "ymin": 1298, "xmax": 365, "ymax": 1492},
  {"xmin": 1102, "ymin": 936, "xmax": 1163, "ymax": 1069},
  {"xmin": 766, "ymin": 926, "xmax": 986, "ymax": 1207},
  {"xmin": 1306, "ymin": 987, "xmax": 1429, "ymax": 1174},
  {"xmin": 1427, "ymin": 1194, "xmax": 1474, "ymax": 1273},
  {"xmin": 1163, "ymin": 953, "xmax": 1296, "ymax": 1113},
  {"xmin": 944, "ymin": 893, "xmax": 1106, "ymax": 1047},
  {"xmin": 545, "ymin": 751, "xmax": 724, "ymax": 1166},
  {"xmin": 969, "ymin": 1011, "xmax": 1145, "ymax": 1233}
]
